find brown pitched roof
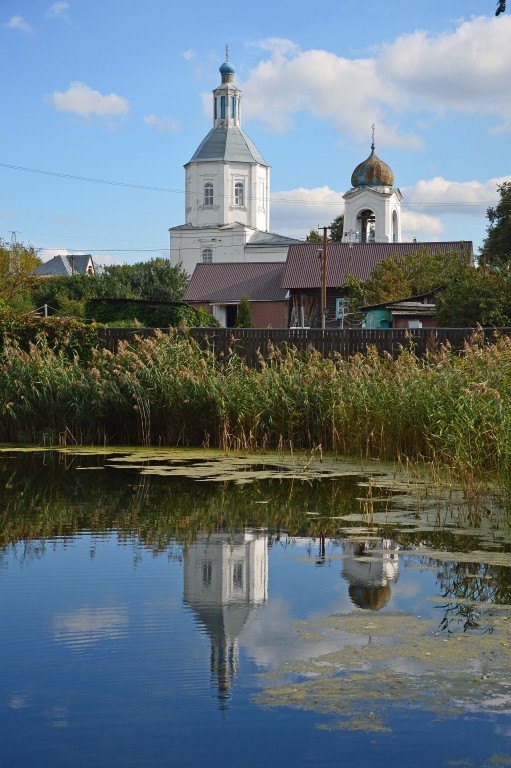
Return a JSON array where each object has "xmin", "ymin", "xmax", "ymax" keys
[
  {"xmin": 282, "ymin": 241, "xmax": 473, "ymax": 289},
  {"xmin": 184, "ymin": 262, "xmax": 288, "ymax": 303}
]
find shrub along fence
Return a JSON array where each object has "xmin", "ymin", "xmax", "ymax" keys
[{"xmin": 97, "ymin": 326, "xmax": 511, "ymax": 363}]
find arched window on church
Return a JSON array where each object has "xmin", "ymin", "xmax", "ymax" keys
[
  {"xmin": 202, "ymin": 248, "xmax": 213, "ymax": 264},
  {"xmin": 204, "ymin": 182, "xmax": 213, "ymax": 206},
  {"xmin": 234, "ymin": 181, "xmax": 244, "ymax": 206}
]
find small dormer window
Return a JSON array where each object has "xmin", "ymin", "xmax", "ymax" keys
[
  {"xmin": 234, "ymin": 181, "xmax": 244, "ymax": 206},
  {"xmin": 202, "ymin": 248, "xmax": 213, "ymax": 264},
  {"xmin": 204, "ymin": 182, "xmax": 213, "ymax": 206}
]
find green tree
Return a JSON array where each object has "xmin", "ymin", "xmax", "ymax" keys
[
  {"xmin": 33, "ymin": 258, "xmax": 190, "ymax": 317},
  {"xmin": 344, "ymin": 246, "xmax": 474, "ymax": 316},
  {"xmin": 0, "ymin": 239, "xmax": 42, "ymax": 312},
  {"xmin": 496, "ymin": 1, "xmax": 506, "ymax": 15},
  {"xmin": 436, "ymin": 265, "xmax": 511, "ymax": 327},
  {"xmin": 306, "ymin": 229, "xmax": 323, "ymax": 243},
  {"xmin": 97, "ymin": 258, "xmax": 189, "ymax": 302},
  {"xmin": 480, "ymin": 182, "xmax": 511, "ymax": 266},
  {"xmin": 235, "ymin": 296, "xmax": 253, "ymax": 328},
  {"xmin": 329, "ymin": 214, "xmax": 344, "ymax": 242}
]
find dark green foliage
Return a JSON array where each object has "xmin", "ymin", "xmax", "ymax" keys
[
  {"xmin": 436, "ymin": 266, "xmax": 511, "ymax": 327},
  {"xmin": 234, "ymin": 297, "xmax": 253, "ymax": 328},
  {"xmin": 0, "ymin": 239, "xmax": 43, "ymax": 313},
  {"xmin": 347, "ymin": 246, "xmax": 472, "ymax": 312},
  {"xmin": 85, "ymin": 299, "xmax": 219, "ymax": 328},
  {"xmin": 480, "ymin": 182, "xmax": 511, "ymax": 266},
  {"xmin": 329, "ymin": 214, "xmax": 344, "ymax": 242},
  {"xmin": 0, "ymin": 312, "xmax": 104, "ymax": 361},
  {"xmin": 496, "ymin": 0, "xmax": 506, "ymax": 15},
  {"xmin": 98, "ymin": 258, "xmax": 189, "ymax": 302},
  {"xmin": 32, "ymin": 258, "xmax": 190, "ymax": 317}
]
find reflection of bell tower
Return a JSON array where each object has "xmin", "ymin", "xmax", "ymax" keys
[
  {"xmin": 183, "ymin": 530, "xmax": 268, "ymax": 709},
  {"xmin": 342, "ymin": 538, "xmax": 399, "ymax": 611}
]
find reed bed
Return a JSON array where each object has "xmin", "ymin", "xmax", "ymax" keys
[{"xmin": 0, "ymin": 330, "xmax": 510, "ymax": 476}]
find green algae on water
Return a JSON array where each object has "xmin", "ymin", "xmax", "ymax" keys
[{"xmin": 254, "ymin": 609, "xmax": 511, "ymax": 732}]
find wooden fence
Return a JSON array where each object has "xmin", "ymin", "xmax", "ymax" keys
[{"xmin": 97, "ymin": 326, "xmax": 511, "ymax": 363}]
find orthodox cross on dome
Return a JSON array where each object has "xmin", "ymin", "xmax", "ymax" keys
[
  {"xmin": 225, "ymin": 43, "xmax": 229, "ymax": 61},
  {"xmin": 371, "ymin": 123, "xmax": 375, "ymax": 152}
]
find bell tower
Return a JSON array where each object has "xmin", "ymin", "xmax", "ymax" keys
[{"xmin": 343, "ymin": 127, "xmax": 402, "ymax": 244}]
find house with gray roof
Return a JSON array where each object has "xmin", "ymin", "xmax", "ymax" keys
[
  {"xmin": 169, "ymin": 53, "xmax": 299, "ymax": 277},
  {"xmin": 31, "ymin": 254, "xmax": 100, "ymax": 278}
]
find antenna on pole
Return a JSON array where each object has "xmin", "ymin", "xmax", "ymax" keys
[{"xmin": 9, "ymin": 231, "xmax": 20, "ymax": 274}]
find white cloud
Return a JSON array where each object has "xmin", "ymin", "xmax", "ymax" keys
[
  {"xmin": 45, "ymin": 2, "xmax": 70, "ymax": 20},
  {"xmin": 50, "ymin": 82, "xmax": 130, "ymax": 119},
  {"xmin": 4, "ymin": 15, "xmax": 33, "ymax": 34},
  {"xmin": 240, "ymin": 16, "xmax": 511, "ymax": 145},
  {"xmin": 403, "ymin": 174, "xmax": 511, "ymax": 217},
  {"xmin": 271, "ymin": 185, "xmax": 344, "ymax": 239},
  {"xmin": 268, "ymin": 175, "xmax": 508, "ymax": 242},
  {"xmin": 401, "ymin": 210, "xmax": 444, "ymax": 240},
  {"xmin": 182, "ymin": 49, "xmax": 196, "ymax": 62},
  {"xmin": 144, "ymin": 114, "xmax": 180, "ymax": 132},
  {"xmin": 242, "ymin": 44, "xmax": 420, "ymax": 147},
  {"xmin": 53, "ymin": 605, "xmax": 128, "ymax": 649},
  {"xmin": 380, "ymin": 16, "xmax": 511, "ymax": 130},
  {"xmin": 9, "ymin": 694, "xmax": 30, "ymax": 711},
  {"xmin": 250, "ymin": 37, "xmax": 301, "ymax": 58}
]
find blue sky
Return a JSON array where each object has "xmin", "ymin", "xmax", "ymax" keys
[{"xmin": 1, "ymin": 0, "xmax": 510, "ymax": 265}]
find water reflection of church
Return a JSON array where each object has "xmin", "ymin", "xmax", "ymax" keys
[
  {"xmin": 183, "ymin": 531, "xmax": 268, "ymax": 708},
  {"xmin": 342, "ymin": 539, "xmax": 399, "ymax": 611}
]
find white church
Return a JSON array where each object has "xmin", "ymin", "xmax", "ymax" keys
[{"xmin": 169, "ymin": 52, "xmax": 299, "ymax": 276}]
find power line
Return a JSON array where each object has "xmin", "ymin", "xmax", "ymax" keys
[
  {"xmin": 0, "ymin": 161, "xmax": 504, "ymax": 208},
  {"xmin": 0, "ymin": 163, "xmax": 183, "ymax": 194}
]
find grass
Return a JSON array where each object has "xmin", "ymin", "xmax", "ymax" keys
[{"xmin": 0, "ymin": 329, "xmax": 510, "ymax": 477}]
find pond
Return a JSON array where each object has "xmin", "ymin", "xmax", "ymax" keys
[{"xmin": 1, "ymin": 448, "xmax": 511, "ymax": 768}]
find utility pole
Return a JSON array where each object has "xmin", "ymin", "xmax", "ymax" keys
[{"xmin": 319, "ymin": 226, "xmax": 329, "ymax": 330}]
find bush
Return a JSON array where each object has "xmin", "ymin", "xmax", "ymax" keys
[{"xmin": 0, "ymin": 312, "xmax": 104, "ymax": 362}]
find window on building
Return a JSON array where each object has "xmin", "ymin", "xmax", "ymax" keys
[
  {"xmin": 335, "ymin": 298, "xmax": 350, "ymax": 320},
  {"xmin": 221, "ymin": 95, "xmax": 226, "ymax": 119},
  {"xmin": 204, "ymin": 182, "xmax": 213, "ymax": 206},
  {"xmin": 230, "ymin": 95, "xmax": 235, "ymax": 119},
  {"xmin": 232, "ymin": 561, "xmax": 243, "ymax": 591},
  {"xmin": 214, "ymin": 97, "xmax": 217, "ymax": 120},
  {"xmin": 234, "ymin": 181, "xmax": 244, "ymax": 206},
  {"xmin": 202, "ymin": 248, "xmax": 213, "ymax": 264},
  {"xmin": 258, "ymin": 180, "xmax": 265, "ymax": 210},
  {"xmin": 202, "ymin": 560, "xmax": 212, "ymax": 586}
]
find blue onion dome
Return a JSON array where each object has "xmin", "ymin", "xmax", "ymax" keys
[
  {"xmin": 351, "ymin": 143, "xmax": 394, "ymax": 188},
  {"xmin": 219, "ymin": 60, "xmax": 236, "ymax": 76}
]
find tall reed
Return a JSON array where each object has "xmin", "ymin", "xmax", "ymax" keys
[{"xmin": 1, "ymin": 329, "xmax": 510, "ymax": 476}]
